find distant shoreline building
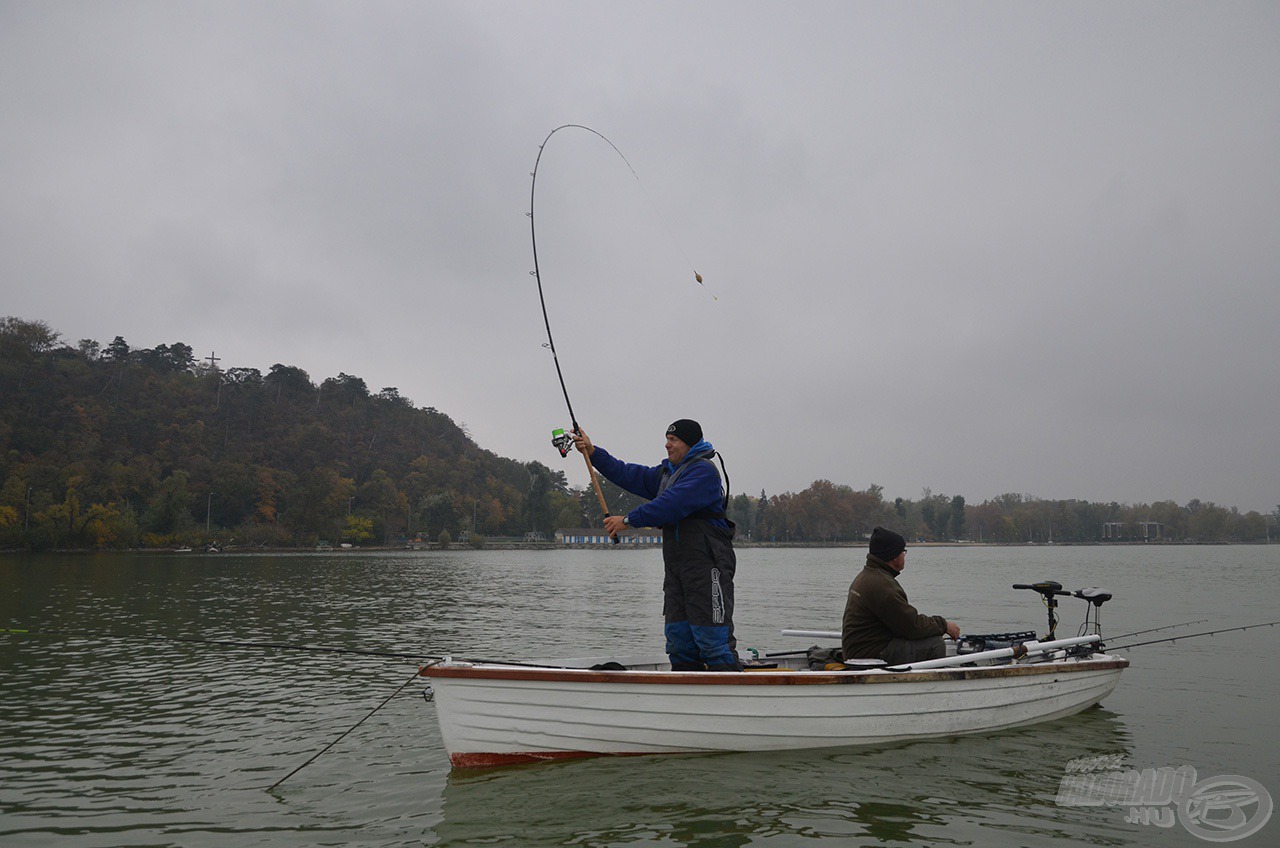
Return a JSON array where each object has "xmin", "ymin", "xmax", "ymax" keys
[
  {"xmin": 1101, "ymin": 521, "xmax": 1164, "ymax": 542},
  {"xmin": 555, "ymin": 527, "xmax": 662, "ymax": 546}
]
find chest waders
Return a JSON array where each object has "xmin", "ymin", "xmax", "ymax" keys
[{"xmin": 658, "ymin": 455, "xmax": 741, "ymax": 671}]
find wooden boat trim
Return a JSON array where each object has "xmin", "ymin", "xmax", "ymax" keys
[{"xmin": 422, "ymin": 656, "xmax": 1129, "ymax": 686}]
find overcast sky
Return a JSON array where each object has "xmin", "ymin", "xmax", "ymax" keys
[{"xmin": 3, "ymin": 1, "xmax": 1278, "ymax": 514}]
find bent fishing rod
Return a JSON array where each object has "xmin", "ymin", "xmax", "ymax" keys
[
  {"xmin": 531, "ymin": 124, "xmax": 705, "ymax": 543},
  {"xmin": 528, "ymin": 126, "xmax": 619, "ymax": 539}
]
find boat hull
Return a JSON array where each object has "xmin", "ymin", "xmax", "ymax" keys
[{"xmin": 423, "ymin": 655, "xmax": 1128, "ymax": 768}]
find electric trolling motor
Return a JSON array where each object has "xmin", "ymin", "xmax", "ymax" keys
[
  {"xmin": 1012, "ymin": 580, "xmax": 1112, "ymax": 652},
  {"xmin": 1072, "ymin": 586, "xmax": 1112, "ymax": 642},
  {"xmin": 959, "ymin": 581, "xmax": 1113, "ymax": 657},
  {"xmin": 1012, "ymin": 580, "xmax": 1072, "ymax": 640}
]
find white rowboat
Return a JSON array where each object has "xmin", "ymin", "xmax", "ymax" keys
[{"xmin": 422, "ymin": 637, "xmax": 1127, "ymax": 768}]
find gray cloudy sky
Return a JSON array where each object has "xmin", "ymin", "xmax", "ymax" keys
[{"xmin": 3, "ymin": 1, "xmax": 1278, "ymax": 514}]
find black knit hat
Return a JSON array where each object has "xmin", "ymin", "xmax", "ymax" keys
[
  {"xmin": 869, "ymin": 526, "xmax": 906, "ymax": 561},
  {"xmin": 666, "ymin": 419, "xmax": 702, "ymax": 447}
]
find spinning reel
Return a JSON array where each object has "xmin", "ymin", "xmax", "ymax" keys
[{"xmin": 551, "ymin": 427, "xmax": 573, "ymax": 458}]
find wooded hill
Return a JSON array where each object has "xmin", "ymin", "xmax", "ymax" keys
[
  {"xmin": 2, "ymin": 318, "xmax": 1274, "ymax": 549},
  {"xmin": 0, "ymin": 318, "xmax": 604, "ymax": 550}
]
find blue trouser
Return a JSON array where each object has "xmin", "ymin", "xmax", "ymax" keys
[{"xmin": 665, "ymin": 621, "xmax": 738, "ymax": 670}]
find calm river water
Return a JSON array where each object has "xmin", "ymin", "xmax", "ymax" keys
[{"xmin": 1, "ymin": 545, "xmax": 1276, "ymax": 847}]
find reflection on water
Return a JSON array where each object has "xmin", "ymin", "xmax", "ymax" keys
[
  {"xmin": 2, "ymin": 546, "xmax": 1277, "ymax": 847},
  {"xmin": 437, "ymin": 708, "xmax": 1134, "ymax": 847}
]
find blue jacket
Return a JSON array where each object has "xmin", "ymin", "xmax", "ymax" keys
[{"xmin": 590, "ymin": 441, "xmax": 727, "ymax": 529}]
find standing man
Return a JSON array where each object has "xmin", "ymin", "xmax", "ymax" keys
[
  {"xmin": 573, "ymin": 420, "xmax": 741, "ymax": 671},
  {"xmin": 842, "ymin": 526, "xmax": 961, "ymax": 665}
]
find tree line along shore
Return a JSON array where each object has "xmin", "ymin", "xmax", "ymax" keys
[{"xmin": 3, "ymin": 317, "xmax": 1275, "ymax": 552}]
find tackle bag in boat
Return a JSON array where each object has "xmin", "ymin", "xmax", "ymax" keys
[
  {"xmin": 956, "ymin": 631, "xmax": 1037, "ymax": 654},
  {"xmin": 806, "ymin": 645, "xmax": 845, "ymax": 670}
]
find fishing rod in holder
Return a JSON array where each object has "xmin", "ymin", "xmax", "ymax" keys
[
  {"xmin": 1108, "ymin": 618, "xmax": 1207, "ymax": 642},
  {"xmin": 1107, "ymin": 620, "xmax": 1280, "ymax": 652}
]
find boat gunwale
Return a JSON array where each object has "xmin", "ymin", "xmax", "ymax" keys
[{"xmin": 422, "ymin": 655, "xmax": 1129, "ymax": 686}]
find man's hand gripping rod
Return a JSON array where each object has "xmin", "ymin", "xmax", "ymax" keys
[{"xmin": 552, "ymin": 427, "xmax": 620, "ymax": 545}]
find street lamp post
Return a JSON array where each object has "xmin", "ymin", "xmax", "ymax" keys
[{"xmin": 206, "ymin": 492, "xmax": 214, "ymax": 534}]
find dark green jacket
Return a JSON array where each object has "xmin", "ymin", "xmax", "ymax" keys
[{"xmin": 841, "ymin": 555, "xmax": 947, "ymax": 660}]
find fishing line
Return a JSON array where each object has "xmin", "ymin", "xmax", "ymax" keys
[
  {"xmin": 267, "ymin": 665, "xmax": 428, "ymax": 792},
  {"xmin": 0, "ymin": 628, "xmax": 577, "ymax": 669},
  {"xmin": 2, "ymin": 627, "xmax": 431, "ymax": 661}
]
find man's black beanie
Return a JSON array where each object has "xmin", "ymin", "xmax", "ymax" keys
[
  {"xmin": 869, "ymin": 526, "xmax": 906, "ymax": 561},
  {"xmin": 666, "ymin": 419, "xmax": 702, "ymax": 447}
]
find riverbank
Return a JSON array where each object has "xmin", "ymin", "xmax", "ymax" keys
[{"xmin": 4, "ymin": 538, "xmax": 1263, "ymax": 556}]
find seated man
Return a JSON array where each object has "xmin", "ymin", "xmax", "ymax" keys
[{"xmin": 841, "ymin": 526, "xmax": 960, "ymax": 665}]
